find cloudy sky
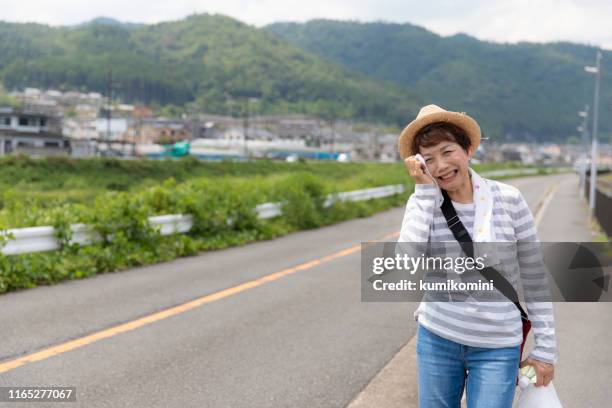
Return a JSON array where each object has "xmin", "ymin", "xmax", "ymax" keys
[{"xmin": 3, "ymin": 0, "xmax": 612, "ymax": 50}]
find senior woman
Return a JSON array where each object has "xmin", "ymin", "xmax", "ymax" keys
[{"xmin": 397, "ymin": 105, "xmax": 556, "ymax": 407}]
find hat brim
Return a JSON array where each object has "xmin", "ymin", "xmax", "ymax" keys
[{"xmin": 398, "ymin": 111, "xmax": 481, "ymax": 159}]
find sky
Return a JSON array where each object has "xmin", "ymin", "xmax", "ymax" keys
[{"xmin": 2, "ymin": 0, "xmax": 612, "ymax": 51}]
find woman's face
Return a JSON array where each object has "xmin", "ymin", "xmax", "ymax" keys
[{"xmin": 419, "ymin": 141, "xmax": 473, "ymax": 192}]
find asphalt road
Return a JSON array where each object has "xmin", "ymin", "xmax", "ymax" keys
[{"xmin": 0, "ymin": 173, "xmax": 608, "ymax": 407}]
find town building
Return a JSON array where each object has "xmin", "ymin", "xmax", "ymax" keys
[{"xmin": 0, "ymin": 107, "xmax": 69, "ymax": 157}]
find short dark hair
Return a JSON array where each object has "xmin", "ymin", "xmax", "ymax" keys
[{"xmin": 412, "ymin": 122, "xmax": 471, "ymax": 155}]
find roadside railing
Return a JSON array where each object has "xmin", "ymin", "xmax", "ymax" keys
[
  {"xmin": 0, "ymin": 184, "xmax": 406, "ymax": 256},
  {"xmin": 0, "ymin": 167, "xmax": 552, "ymax": 256}
]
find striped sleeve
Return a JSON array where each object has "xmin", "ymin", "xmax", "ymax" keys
[
  {"xmin": 511, "ymin": 189, "xmax": 558, "ymax": 364},
  {"xmin": 398, "ymin": 184, "xmax": 437, "ymax": 243},
  {"xmin": 397, "ymin": 183, "xmax": 437, "ymax": 265}
]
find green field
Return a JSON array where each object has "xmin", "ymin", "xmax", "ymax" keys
[
  {"xmin": 0, "ymin": 155, "xmax": 533, "ymax": 229},
  {"xmin": 0, "ymin": 155, "xmax": 543, "ymax": 294},
  {"xmin": 0, "ymin": 155, "xmax": 406, "ymax": 229}
]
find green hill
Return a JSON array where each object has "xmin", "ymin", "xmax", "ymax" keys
[
  {"xmin": 2, "ymin": 15, "xmax": 610, "ymax": 140},
  {"xmin": 0, "ymin": 14, "xmax": 421, "ymax": 125},
  {"xmin": 266, "ymin": 20, "xmax": 612, "ymax": 141}
]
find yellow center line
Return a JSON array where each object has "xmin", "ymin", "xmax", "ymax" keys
[
  {"xmin": 4, "ymin": 183, "xmax": 550, "ymax": 375},
  {"xmin": 0, "ymin": 231, "xmax": 400, "ymax": 375}
]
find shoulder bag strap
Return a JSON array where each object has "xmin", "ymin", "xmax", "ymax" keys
[{"xmin": 440, "ymin": 189, "xmax": 529, "ymax": 321}]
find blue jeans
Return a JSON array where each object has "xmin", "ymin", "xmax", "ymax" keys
[{"xmin": 416, "ymin": 323, "xmax": 520, "ymax": 408}]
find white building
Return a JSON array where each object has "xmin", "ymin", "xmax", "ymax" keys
[
  {"xmin": 95, "ymin": 118, "xmax": 128, "ymax": 140},
  {"xmin": 0, "ymin": 107, "xmax": 69, "ymax": 156}
]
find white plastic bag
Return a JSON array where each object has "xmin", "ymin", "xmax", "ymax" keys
[{"xmin": 517, "ymin": 366, "xmax": 563, "ymax": 408}]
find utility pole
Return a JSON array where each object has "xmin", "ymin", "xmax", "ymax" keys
[
  {"xmin": 243, "ymin": 97, "xmax": 249, "ymax": 158},
  {"xmin": 133, "ymin": 111, "xmax": 140, "ymax": 158},
  {"xmin": 585, "ymin": 51, "xmax": 602, "ymax": 211},
  {"xmin": 106, "ymin": 70, "xmax": 112, "ymax": 144},
  {"xmin": 101, "ymin": 69, "xmax": 121, "ymax": 156},
  {"xmin": 578, "ymin": 105, "xmax": 589, "ymax": 199},
  {"xmin": 242, "ymin": 97, "xmax": 258, "ymax": 159},
  {"xmin": 329, "ymin": 118, "xmax": 335, "ymax": 155},
  {"xmin": 104, "ymin": 70, "xmax": 113, "ymax": 156}
]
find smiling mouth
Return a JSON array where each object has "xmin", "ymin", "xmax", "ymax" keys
[{"xmin": 438, "ymin": 169, "xmax": 458, "ymax": 181}]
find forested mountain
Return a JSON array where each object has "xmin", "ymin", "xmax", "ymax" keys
[
  {"xmin": 0, "ymin": 14, "xmax": 421, "ymax": 124},
  {"xmin": 1, "ymin": 14, "xmax": 610, "ymax": 140},
  {"xmin": 267, "ymin": 20, "xmax": 612, "ymax": 140}
]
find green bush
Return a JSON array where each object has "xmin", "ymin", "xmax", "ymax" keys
[
  {"xmin": 0, "ymin": 157, "xmax": 537, "ymax": 294},
  {"xmin": 0, "ymin": 162, "xmax": 407, "ymax": 293},
  {"xmin": 277, "ymin": 173, "xmax": 328, "ymax": 229}
]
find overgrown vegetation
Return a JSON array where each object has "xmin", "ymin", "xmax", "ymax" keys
[
  {"xmin": 0, "ymin": 158, "xmax": 408, "ymax": 293},
  {"xmin": 0, "ymin": 155, "xmax": 412, "ymax": 228},
  {"xmin": 0, "ymin": 156, "xmax": 545, "ymax": 294}
]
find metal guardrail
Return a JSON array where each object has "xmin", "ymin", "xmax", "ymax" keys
[
  {"xmin": 148, "ymin": 214, "xmax": 194, "ymax": 235},
  {"xmin": 481, "ymin": 168, "xmax": 539, "ymax": 177},
  {"xmin": 255, "ymin": 203, "xmax": 283, "ymax": 220},
  {"xmin": 0, "ymin": 184, "xmax": 406, "ymax": 256},
  {"xmin": 0, "ymin": 168, "xmax": 548, "ymax": 256},
  {"xmin": 324, "ymin": 184, "xmax": 405, "ymax": 206},
  {"xmin": 1, "ymin": 223, "xmax": 100, "ymax": 256}
]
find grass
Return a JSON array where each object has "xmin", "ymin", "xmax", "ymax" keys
[
  {"xmin": 0, "ymin": 156, "xmax": 560, "ymax": 294},
  {"xmin": 0, "ymin": 155, "xmax": 540, "ymax": 229}
]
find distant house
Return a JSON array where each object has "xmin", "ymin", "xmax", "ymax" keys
[
  {"xmin": 127, "ymin": 119, "xmax": 193, "ymax": 144},
  {"xmin": 0, "ymin": 107, "xmax": 69, "ymax": 157},
  {"xmin": 94, "ymin": 117, "xmax": 128, "ymax": 140}
]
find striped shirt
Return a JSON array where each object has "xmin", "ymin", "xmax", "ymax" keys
[{"xmin": 398, "ymin": 178, "xmax": 557, "ymax": 364}]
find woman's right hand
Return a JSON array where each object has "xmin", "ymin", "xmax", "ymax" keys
[{"xmin": 404, "ymin": 156, "xmax": 435, "ymax": 185}]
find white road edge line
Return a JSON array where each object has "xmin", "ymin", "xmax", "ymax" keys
[{"xmin": 534, "ymin": 182, "xmax": 560, "ymax": 228}]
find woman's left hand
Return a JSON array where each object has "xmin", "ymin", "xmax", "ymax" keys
[{"xmin": 520, "ymin": 357, "xmax": 555, "ymax": 387}]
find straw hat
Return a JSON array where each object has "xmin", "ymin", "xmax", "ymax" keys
[{"xmin": 398, "ymin": 104, "xmax": 481, "ymax": 159}]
